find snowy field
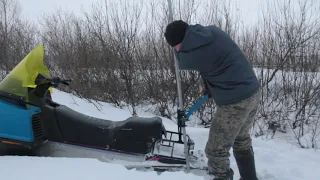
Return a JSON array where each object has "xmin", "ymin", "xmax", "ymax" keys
[{"xmin": 0, "ymin": 88, "xmax": 320, "ymax": 180}]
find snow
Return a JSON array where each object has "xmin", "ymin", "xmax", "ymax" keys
[
  {"xmin": 0, "ymin": 156, "xmax": 196, "ymax": 180},
  {"xmin": 1, "ymin": 88, "xmax": 320, "ymax": 180}
]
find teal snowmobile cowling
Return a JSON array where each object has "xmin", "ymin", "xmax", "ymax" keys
[
  {"xmin": 0, "ymin": 45, "xmax": 49, "ymax": 150},
  {"xmin": 0, "ymin": 98, "xmax": 41, "ymax": 142}
]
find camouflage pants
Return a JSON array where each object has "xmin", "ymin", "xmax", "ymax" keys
[{"xmin": 205, "ymin": 89, "xmax": 261, "ymax": 174}]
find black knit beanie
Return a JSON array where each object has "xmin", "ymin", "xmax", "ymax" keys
[{"xmin": 164, "ymin": 20, "xmax": 188, "ymax": 47}]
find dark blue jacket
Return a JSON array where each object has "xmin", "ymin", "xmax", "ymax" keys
[{"xmin": 174, "ymin": 24, "xmax": 260, "ymax": 106}]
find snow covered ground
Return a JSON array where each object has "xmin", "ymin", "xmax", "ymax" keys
[{"xmin": 1, "ymin": 88, "xmax": 320, "ymax": 180}]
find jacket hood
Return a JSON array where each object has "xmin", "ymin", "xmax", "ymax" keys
[{"xmin": 180, "ymin": 24, "xmax": 213, "ymax": 52}]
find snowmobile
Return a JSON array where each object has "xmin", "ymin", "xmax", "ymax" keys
[{"xmin": 0, "ymin": 45, "xmax": 209, "ymax": 173}]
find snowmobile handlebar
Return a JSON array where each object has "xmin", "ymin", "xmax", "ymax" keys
[
  {"xmin": 35, "ymin": 73, "xmax": 71, "ymax": 88},
  {"xmin": 30, "ymin": 73, "xmax": 72, "ymax": 100},
  {"xmin": 47, "ymin": 77, "xmax": 72, "ymax": 87}
]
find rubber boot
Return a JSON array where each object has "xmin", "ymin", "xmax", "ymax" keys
[{"xmin": 233, "ymin": 147, "xmax": 258, "ymax": 180}]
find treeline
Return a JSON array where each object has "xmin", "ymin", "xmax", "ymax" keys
[{"xmin": 1, "ymin": 0, "xmax": 320, "ymax": 149}]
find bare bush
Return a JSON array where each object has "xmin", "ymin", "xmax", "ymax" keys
[
  {"xmin": 248, "ymin": 0, "xmax": 320, "ymax": 149},
  {"xmin": 0, "ymin": 0, "xmax": 37, "ymax": 78}
]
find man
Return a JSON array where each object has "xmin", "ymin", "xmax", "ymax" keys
[{"xmin": 164, "ymin": 20, "xmax": 261, "ymax": 180}]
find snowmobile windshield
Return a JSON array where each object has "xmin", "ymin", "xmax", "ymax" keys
[{"xmin": 0, "ymin": 45, "xmax": 51, "ymax": 103}]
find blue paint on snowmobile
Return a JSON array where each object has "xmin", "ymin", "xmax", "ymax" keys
[
  {"xmin": 185, "ymin": 94, "xmax": 209, "ymax": 120},
  {"xmin": 0, "ymin": 99, "xmax": 41, "ymax": 142}
]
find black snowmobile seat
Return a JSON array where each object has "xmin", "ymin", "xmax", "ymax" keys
[{"xmin": 44, "ymin": 105, "xmax": 164, "ymax": 154}]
